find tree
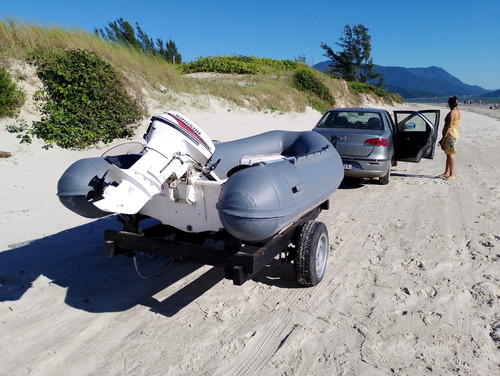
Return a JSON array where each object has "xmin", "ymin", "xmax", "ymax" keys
[
  {"xmin": 295, "ymin": 54, "xmax": 307, "ymax": 64},
  {"xmin": 321, "ymin": 24, "xmax": 382, "ymax": 85},
  {"xmin": 156, "ymin": 38, "xmax": 182, "ymax": 64},
  {"xmin": 95, "ymin": 18, "xmax": 182, "ymax": 64},
  {"xmin": 135, "ymin": 22, "xmax": 155, "ymax": 54},
  {"xmin": 95, "ymin": 18, "xmax": 141, "ymax": 50}
]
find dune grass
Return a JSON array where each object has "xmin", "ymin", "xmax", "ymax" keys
[{"xmin": 0, "ymin": 19, "xmax": 399, "ymax": 122}]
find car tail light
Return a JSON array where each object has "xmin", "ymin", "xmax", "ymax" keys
[{"xmin": 364, "ymin": 137, "xmax": 388, "ymax": 147}]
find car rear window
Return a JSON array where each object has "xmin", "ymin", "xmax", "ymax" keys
[{"xmin": 317, "ymin": 111, "xmax": 383, "ymax": 130}]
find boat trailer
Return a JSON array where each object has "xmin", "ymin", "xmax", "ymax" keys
[{"xmin": 103, "ymin": 201, "xmax": 330, "ymax": 286}]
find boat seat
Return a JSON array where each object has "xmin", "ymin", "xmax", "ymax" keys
[
  {"xmin": 239, "ymin": 154, "xmax": 286, "ymax": 165},
  {"xmin": 210, "ymin": 130, "xmax": 326, "ymax": 179}
]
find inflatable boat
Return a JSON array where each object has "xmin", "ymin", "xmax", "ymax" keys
[{"xmin": 57, "ymin": 111, "xmax": 344, "ymax": 285}]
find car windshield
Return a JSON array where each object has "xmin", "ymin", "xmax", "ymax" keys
[{"xmin": 316, "ymin": 111, "xmax": 383, "ymax": 130}]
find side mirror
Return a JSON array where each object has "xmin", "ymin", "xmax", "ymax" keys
[{"xmin": 405, "ymin": 123, "xmax": 416, "ymax": 130}]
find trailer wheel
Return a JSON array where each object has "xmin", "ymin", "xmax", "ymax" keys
[{"xmin": 295, "ymin": 220, "xmax": 329, "ymax": 286}]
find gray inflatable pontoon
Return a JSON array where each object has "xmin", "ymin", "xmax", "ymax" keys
[{"xmin": 212, "ymin": 130, "xmax": 342, "ymax": 241}]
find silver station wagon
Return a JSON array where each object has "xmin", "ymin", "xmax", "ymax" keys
[{"xmin": 312, "ymin": 108, "xmax": 440, "ymax": 184}]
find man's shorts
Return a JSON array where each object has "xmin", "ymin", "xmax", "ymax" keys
[{"xmin": 444, "ymin": 135, "xmax": 457, "ymax": 155}]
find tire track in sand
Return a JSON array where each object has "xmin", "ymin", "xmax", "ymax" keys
[{"xmin": 214, "ymin": 187, "xmax": 377, "ymax": 376}]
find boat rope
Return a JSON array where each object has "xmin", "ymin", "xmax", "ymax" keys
[{"xmin": 132, "ymin": 253, "xmax": 174, "ymax": 280}]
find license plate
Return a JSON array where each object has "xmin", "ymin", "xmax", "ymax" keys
[{"xmin": 343, "ymin": 163, "xmax": 352, "ymax": 170}]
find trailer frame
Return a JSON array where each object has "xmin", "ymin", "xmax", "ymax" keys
[{"xmin": 103, "ymin": 200, "xmax": 329, "ymax": 286}]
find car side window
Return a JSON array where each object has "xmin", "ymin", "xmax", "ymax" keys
[
  {"xmin": 421, "ymin": 112, "xmax": 438, "ymax": 127},
  {"xmin": 316, "ymin": 112, "xmax": 335, "ymax": 128},
  {"xmin": 384, "ymin": 111, "xmax": 395, "ymax": 133},
  {"xmin": 398, "ymin": 115, "xmax": 427, "ymax": 132}
]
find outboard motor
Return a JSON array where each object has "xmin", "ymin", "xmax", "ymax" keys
[{"xmin": 93, "ymin": 111, "xmax": 216, "ymax": 214}]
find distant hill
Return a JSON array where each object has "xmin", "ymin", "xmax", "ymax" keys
[
  {"xmin": 313, "ymin": 62, "xmax": 490, "ymax": 99},
  {"xmin": 481, "ymin": 89, "xmax": 500, "ymax": 97}
]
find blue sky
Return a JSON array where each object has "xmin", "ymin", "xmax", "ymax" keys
[{"xmin": 2, "ymin": 0, "xmax": 499, "ymax": 90}]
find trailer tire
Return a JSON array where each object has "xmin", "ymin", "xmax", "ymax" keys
[{"xmin": 295, "ymin": 220, "xmax": 329, "ymax": 286}]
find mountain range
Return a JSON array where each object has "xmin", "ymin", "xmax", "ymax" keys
[{"xmin": 313, "ymin": 61, "xmax": 494, "ymax": 99}]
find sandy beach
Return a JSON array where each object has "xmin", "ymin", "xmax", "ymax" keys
[{"xmin": 1, "ymin": 94, "xmax": 499, "ymax": 375}]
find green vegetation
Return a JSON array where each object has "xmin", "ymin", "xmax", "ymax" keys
[
  {"xmin": 292, "ymin": 68, "xmax": 335, "ymax": 113},
  {"xmin": 180, "ymin": 56, "xmax": 298, "ymax": 74},
  {"xmin": 0, "ymin": 65, "xmax": 25, "ymax": 117},
  {"xmin": 321, "ymin": 24, "xmax": 383, "ymax": 86},
  {"xmin": 30, "ymin": 49, "xmax": 143, "ymax": 148},
  {"xmin": 0, "ymin": 19, "xmax": 186, "ymax": 95},
  {"xmin": 95, "ymin": 18, "xmax": 182, "ymax": 64},
  {"xmin": 349, "ymin": 81, "xmax": 386, "ymax": 96},
  {"xmin": 6, "ymin": 119, "xmax": 31, "ymax": 143},
  {"xmin": 0, "ymin": 19, "xmax": 400, "ymax": 148},
  {"xmin": 349, "ymin": 81, "xmax": 403, "ymax": 103}
]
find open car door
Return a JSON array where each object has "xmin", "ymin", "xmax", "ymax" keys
[{"xmin": 393, "ymin": 110, "xmax": 440, "ymax": 162}]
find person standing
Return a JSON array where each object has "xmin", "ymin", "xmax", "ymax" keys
[{"xmin": 437, "ymin": 96, "xmax": 461, "ymax": 180}]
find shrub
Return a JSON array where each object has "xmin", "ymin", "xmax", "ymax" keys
[
  {"xmin": 292, "ymin": 68, "xmax": 335, "ymax": 112},
  {"xmin": 0, "ymin": 66, "xmax": 26, "ymax": 118},
  {"xmin": 348, "ymin": 81, "xmax": 387, "ymax": 97},
  {"xmin": 179, "ymin": 56, "xmax": 298, "ymax": 74},
  {"xmin": 389, "ymin": 92, "xmax": 404, "ymax": 103},
  {"xmin": 31, "ymin": 49, "xmax": 143, "ymax": 148}
]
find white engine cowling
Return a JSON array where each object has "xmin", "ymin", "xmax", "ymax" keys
[{"xmin": 94, "ymin": 111, "xmax": 216, "ymax": 214}]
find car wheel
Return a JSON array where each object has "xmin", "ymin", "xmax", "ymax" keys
[
  {"xmin": 295, "ymin": 220, "xmax": 329, "ymax": 286},
  {"xmin": 379, "ymin": 167, "xmax": 390, "ymax": 185}
]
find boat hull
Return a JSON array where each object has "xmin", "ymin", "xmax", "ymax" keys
[
  {"xmin": 57, "ymin": 157, "xmax": 112, "ymax": 218},
  {"xmin": 57, "ymin": 129, "xmax": 343, "ymax": 242},
  {"xmin": 216, "ymin": 137, "xmax": 342, "ymax": 242}
]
